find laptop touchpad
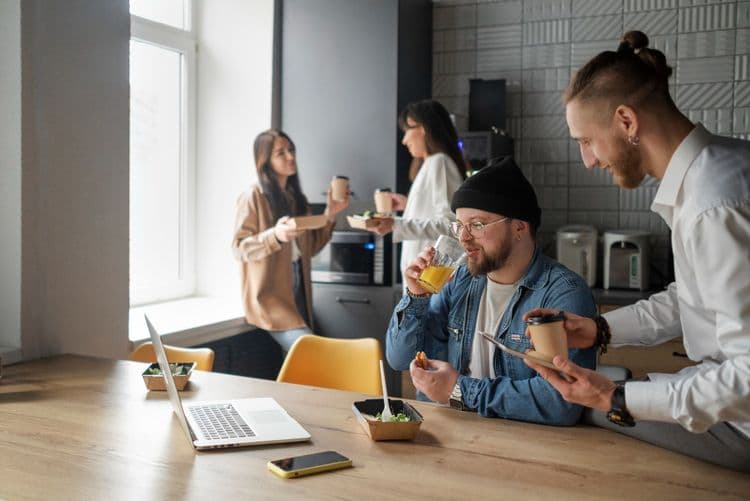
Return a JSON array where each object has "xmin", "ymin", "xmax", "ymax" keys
[{"xmin": 250, "ymin": 410, "xmax": 288, "ymax": 424}]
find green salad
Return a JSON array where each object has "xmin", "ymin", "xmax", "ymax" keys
[
  {"xmin": 374, "ymin": 411, "xmax": 411, "ymax": 422},
  {"xmin": 144, "ymin": 363, "xmax": 191, "ymax": 376}
]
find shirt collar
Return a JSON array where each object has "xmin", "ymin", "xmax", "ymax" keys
[{"xmin": 652, "ymin": 123, "xmax": 713, "ymax": 214}]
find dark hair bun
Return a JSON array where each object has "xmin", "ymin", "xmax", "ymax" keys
[{"xmin": 622, "ymin": 31, "xmax": 649, "ymax": 51}]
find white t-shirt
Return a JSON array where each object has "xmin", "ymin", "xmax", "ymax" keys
[{"xmin": 469, "ymin": 278, "xmax": 517, "ymax": 378}]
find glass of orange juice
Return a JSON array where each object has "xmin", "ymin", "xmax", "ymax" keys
[{"xmin": 417, "ymin": 235, "xmax": 465, "ymax": 294}]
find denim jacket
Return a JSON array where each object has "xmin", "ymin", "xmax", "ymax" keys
[{"xmin": 386, "ymin": 247, "xmax": 597, "ymax": 426}]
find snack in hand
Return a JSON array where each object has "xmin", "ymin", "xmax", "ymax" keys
[{"xmin": 414, "ymin": 351, "xmax": 428, "ymax": 369}]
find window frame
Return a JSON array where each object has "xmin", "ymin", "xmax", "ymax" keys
[{"xmin": 129, "ymin": 6, "xmax": 197, "ymax": 306}]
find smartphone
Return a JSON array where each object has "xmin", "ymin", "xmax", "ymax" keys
[{"xmin": 267, "ymin": 450, "xmax": 352, "ymax": 479}]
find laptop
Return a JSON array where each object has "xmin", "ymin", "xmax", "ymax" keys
[{"xmin": 145, "ymin": 315, "xmax": 311, "ymax": 450}]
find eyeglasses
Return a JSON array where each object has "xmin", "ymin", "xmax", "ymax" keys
[{"xmin": 450, "ymin": 217, "xmax": 509, "ymax": 238}]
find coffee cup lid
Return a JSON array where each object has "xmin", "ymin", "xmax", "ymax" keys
[
  {"xmin": 375, "ymin": 187, "xmax": 391, "ymax": 192},
  {"xmin": 333, "ymin": 175, "xmax": 349, "ymax": 180},
  {"xmin": 526, "ymin": 312, "xmax": 565, "ymax": 325}
]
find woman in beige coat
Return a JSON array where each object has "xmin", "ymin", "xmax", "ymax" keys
[{"xmin": 232, "ymin": 129, "xmax": 349, "ymax": 352}]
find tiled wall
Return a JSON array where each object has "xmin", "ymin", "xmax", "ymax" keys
[{"xmin": 432, "ymin": 0, "xmax": 750, "ymax": 285}]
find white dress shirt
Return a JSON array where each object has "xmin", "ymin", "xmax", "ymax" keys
[
  {"xmin": 605, "ymin": 123, "xmax": 750, "ymax": 437},
  {"xmin": 393, "ymin": 152, "xmax": 464, "ymax": 275}
]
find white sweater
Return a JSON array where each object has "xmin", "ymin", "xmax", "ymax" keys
[{"xmin": 392, "ymin": 152, "xmax": 464, "ymax": 277}]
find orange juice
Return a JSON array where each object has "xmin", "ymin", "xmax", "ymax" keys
[{"xmin": 417, "ymin": 265, "xmax": 455, "ymax": 294}]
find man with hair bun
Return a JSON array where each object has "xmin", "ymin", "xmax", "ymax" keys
[{"xmin": 525, "ymin": 31, "xmax": 750, "ymax": 471}]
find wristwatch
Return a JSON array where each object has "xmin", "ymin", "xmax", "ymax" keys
[
  {"xmin": 606, "ymin": 383, "xmax": 635, "ymax": 427},
  {"xmin": 449, "ymin": 383, "xmax": 465, "ymax": 411}
]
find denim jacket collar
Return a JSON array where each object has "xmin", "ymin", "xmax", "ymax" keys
[
  {"xmin": 459, "ymin": 245, "xmax": 551, "ymax": 357},
  {"xmin": 471, "ymin": 245, "xmax": 549, "ymax": 290}
]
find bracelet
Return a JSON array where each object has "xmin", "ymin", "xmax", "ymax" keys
[
  {"xmin": 594, "ymin": 315, "xmax": 611, "ymax": 354},
  {"xmin": 406, "ymin": 288, "xmax": 429, "ymax": 299}
]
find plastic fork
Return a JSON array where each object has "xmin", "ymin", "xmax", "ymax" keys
[{"xmin": 379, "ymin": 360, "xmax": 393, "ymax": 422}]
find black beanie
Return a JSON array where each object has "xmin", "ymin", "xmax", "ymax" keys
[{"xmin": 451, "ymin": 157, "xmax": 541, "ymax": 229}]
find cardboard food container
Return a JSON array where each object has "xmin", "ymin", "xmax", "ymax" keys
[
  {"xmin": 142, "ymin": 362, "xmax": 195, "ymax": 391},
  {"xmin": 289, "ymin": 215, "xmax": 328, "ymax": 230},
  {"xmin": 346, "ymin": 215, "xmax": 386, "ymax": 230},
  {"xmin": 352, "ymin": 398, "xmax": 423, "ymax": 441}
]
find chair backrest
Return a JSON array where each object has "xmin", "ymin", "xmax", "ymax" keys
[
  {"xmin": 276, "ymin": 334, "xmax": 383, "ymax": 395},
  {"xmin": 129, "ymin": 341, "xmax": 215, "ymax": 372}
]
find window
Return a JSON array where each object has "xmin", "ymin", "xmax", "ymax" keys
[{"xmin": 129, "ymin": 1, "xmax": 196, "ymax": 305}]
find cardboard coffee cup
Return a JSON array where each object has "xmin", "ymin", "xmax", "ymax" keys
[
  {"xmin": 526, "ymin": 312, "xmax": 567, "ymax": 362},
  {"xmin": 331, "ymin": 176, "xmax": 349, "ymax": 201},
  {"xmin": 374, "ymin": 188, "xmax": 392, "ymax": 215}
]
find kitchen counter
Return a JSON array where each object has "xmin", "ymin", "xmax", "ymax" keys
[{"xmin": 592, "ymin": 287, "xmax": 660, "ymax": 306}]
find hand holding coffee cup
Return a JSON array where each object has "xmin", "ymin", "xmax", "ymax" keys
[
  {"xmin": 331, "ymin": 176, "xmax": 350, "ymax": 202},
  {"xmin": 526, "ymin": 312, "xmax": 568, "ymax": 363},
  {"xmin": 416, "ymin": 235, "xmax": 465, "ymax": 294}
]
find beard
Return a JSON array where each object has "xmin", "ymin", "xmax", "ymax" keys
[
  {"xmin": 608, "ymin": 137, "xmax": 645, "ymax": 189},
  {"xmin": 467, "ymin": 238, "xmax": 513, "ymax": 276}
]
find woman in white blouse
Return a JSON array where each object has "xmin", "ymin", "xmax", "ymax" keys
[{"xmin": 368, "ymin": 100, "xmax": 467, "ymax": 281}]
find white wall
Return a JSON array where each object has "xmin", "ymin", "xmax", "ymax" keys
[
  {"xmin": 21, "ymin": 0, "xmax": 131, "ymax": 360},
  {"xmin": 194, "ymin": 0, "xmax": 274, "ymax": 299},
  {"xmin": 0, "ymin": 0, "xmax": 21, "ymax": 355}
]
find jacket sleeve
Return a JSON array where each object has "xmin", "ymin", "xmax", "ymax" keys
[
  {"xmin": 300, "ymin": 218, "xmax": 335, "ymax": 258},
  {"xmin": 461, "ymin": 274, "xmax": 599, "ymax": 426},
  {"xmin": 231, "ymin": 191, "xmax": 282, "ymax": 262},
  {"xmin": 392, "ymin": 155, "xmax": 457, "ymax": 242},
  {"xmin": 385, "ymin": 286, "xmax": 453, "ymax": 371}
]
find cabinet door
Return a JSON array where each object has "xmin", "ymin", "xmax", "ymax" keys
[
  {"xmin": 312, "ymin": 283, "xmax": 401, "ymax": 394},
  {"xmin": 282, "ymin": 0, "xmax": 398, "ymax": 205}
]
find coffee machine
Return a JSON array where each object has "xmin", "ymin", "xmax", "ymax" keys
[
  {"xmin": 556, "ymin": 225, "xmax": 597, "ymax": 287},
  {"xmin": 603, "ymin": 230, "xmax": 650, "ymax": 290}
]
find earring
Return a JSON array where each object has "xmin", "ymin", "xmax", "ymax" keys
[
  {"xmin": 628, "ymin": 135, "xmax": 640, "ymax": 146},
  {"xmin": 516, "ymin": 234, "xmax": 522, "ymax": 241}
]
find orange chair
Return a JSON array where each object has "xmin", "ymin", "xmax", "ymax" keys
[
  {"xmin": 276, "ymin": 334, "xmax": 383, "ymax": 395},
  {"xmin": 129, "ymin": 341, "xmax": 215, "ymax": 372}
]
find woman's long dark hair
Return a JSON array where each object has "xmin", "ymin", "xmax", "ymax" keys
[
  {"xmin": 398, "ymin": 99, "xmax": 467, "ymax": 177},
  {"xmin": 253, "ymin": 129, "xmax": 309, "ymax": 220}
]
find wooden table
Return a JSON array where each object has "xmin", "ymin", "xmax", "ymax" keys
[{"xmin": 0, "ymin": 356, "xmax": 747, "ymax": 500}]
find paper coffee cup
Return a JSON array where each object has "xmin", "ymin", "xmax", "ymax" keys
[
  {"xmin": 331, "ymin": 176, "xmax": 349, "ymax": 201},
  {"xmin": 526, "ymin": 312, "xmax": 567, "ymax": 362},
  {"xmin": 374, "ymin": 188, "xmax": 392, "ymax": 215}
]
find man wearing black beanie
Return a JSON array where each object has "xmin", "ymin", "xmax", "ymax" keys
[{"xmin": 385, "ymin": 157, "xmax": 598, "ymax": 425}]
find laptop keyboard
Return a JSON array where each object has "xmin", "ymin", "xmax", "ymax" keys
[{"xmin": 189, "ymin": 403, "xmax": 256, "ymax": 440}]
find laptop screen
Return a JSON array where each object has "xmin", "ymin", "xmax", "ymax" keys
[{"xmin": 145, "ymin": 315, "xmax": 195, "ymax": 445}]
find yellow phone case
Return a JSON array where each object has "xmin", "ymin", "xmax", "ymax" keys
[{"xmin": 267, "ymin": 455, "xmax": 352, "ymax": 479}]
